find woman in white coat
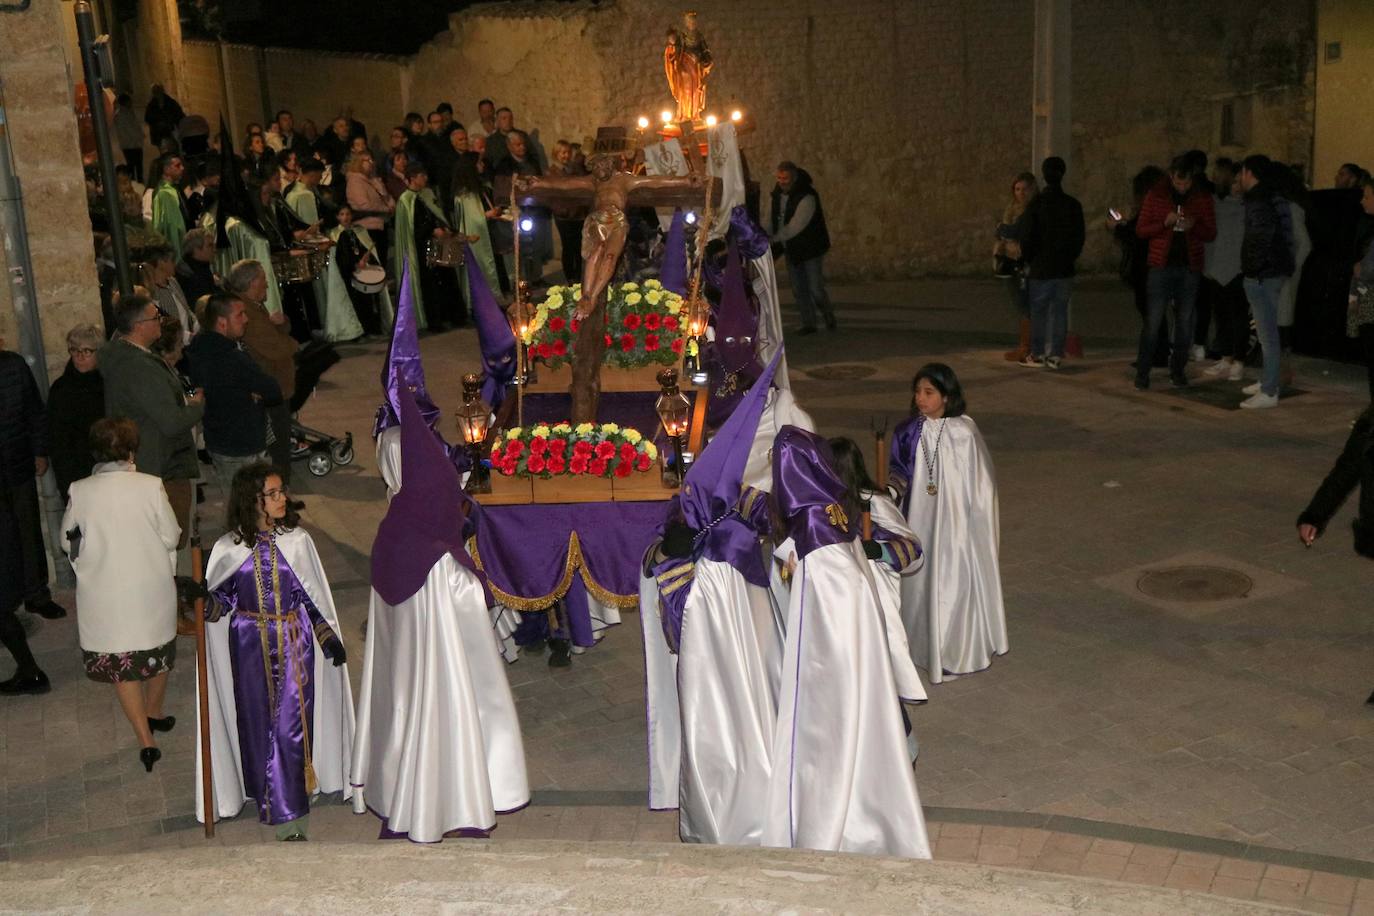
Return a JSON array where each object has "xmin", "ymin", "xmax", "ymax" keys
[
  {"xmin": 61, "ymin": 418, "xmax": 181, "ymax": 772},
  {"xmin": 890, "ymin": 363, "xmax": 1008, "ymax": 683}
]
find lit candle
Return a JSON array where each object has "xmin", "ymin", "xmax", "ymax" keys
[
  {"xmin": 730, "ymin": 109, "xmax": 743, "ymax": 123},
  {"xmin": 636, "ymin": 116, "xmax": 650, "ymax": 130},
  {"xmin": 704, "ymin": 114, "xmax": 717, "ymax": 128},
  {"xmin": 660, "ymin": 110, "xmax": 673, "ymax": 125}
]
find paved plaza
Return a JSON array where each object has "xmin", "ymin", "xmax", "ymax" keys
[{"xmin": 3, "ymin": 275, "xmax": 1374, "ymax": 911}]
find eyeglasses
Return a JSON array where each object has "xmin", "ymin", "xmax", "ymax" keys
[
  {"xmin": 68, "ymin": 347, "xmax": 97, "ymax": 357},
  {"xmin": 261, "ymin": 487, "xmax": 288, "ymax": 500},
  {"xmin": 136, "ymin": 313, "xmax": 162, "ymax": 325}
]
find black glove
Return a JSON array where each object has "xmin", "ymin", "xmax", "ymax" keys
[
  {"xmin": 175, "ymin": 576, "xmax": 208, "ymax": 603},
  {"xmin": 322, "ymin": 635, "xmax": 347, "ymax": 667},
  {"xmin": 661, "ymin": 521, "xmax": 698, "ymax": 559},
  {"xmin": 862, "ymin": 540, "xmax": 883, "ymax": 561}
]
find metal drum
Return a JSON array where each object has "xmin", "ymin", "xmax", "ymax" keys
[
  {"xmin": 351, "ymin": 264, "xmax": 387, "ymax": 294},
  {"xmin": 305, "ymin": 246, "xmax": 330, "ymax": 278},
  {"xmin": 271, "ymin": 249, "xmax": 316, "ymax": 284},
  {"xmin": 425, "ymin": 236, "xmax": 465, "ymax": 268}
]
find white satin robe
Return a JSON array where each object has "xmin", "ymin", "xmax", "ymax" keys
[
  {"xmin": 350, "ymin": 552, "xmax": 530, "ymax": 841},
  {"xmin": 764, "ymin": 540, "xmax": 931, "ymax": 859},
  {"xmin": 863, "ymin": 491, "xmax": 927, "ymax": 705},
  {"xmin": 899, "ymin": 416, "xmax": 1008, "ymax": 683},
  {"xmin": 196, "ymin": 529, "xmax": 356, "ymax": 822},
  {"xmin": 642, "ymin": 555, "xmax": 779, "ymax": 844}
]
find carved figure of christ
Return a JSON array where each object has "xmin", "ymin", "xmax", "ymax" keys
[{"xmin": 515, "ymin": 159, "xmax": 710, "ymax": 422}]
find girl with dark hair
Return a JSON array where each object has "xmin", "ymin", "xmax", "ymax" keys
[
  {"xmin": 827, "ymin": 437, "xmax": 926, "ymax": 707},
  {"xmin": 888, "ymin": 364, "xmax": 1007, "ymax": 683},
  {"xmin": 995, "ymin": 172, "xmax": 1038, "ymax": 361},
  {"xmin": 450, "ymin": 151, "xmax": 503, "ymax": 300},
  {"xmin": 200, "ymin": 463, "xmax": 355, "ymax": 841}
]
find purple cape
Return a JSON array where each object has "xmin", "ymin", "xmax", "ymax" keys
[
  {"xmin": 772, "ymin": 425, "xmax": 858, "ymax": 559},
  {"xmin": 659, "ymin": 209, "xmax": 688, "ymax": 295},
  {"xmin": 371, "ymin": 387, "xmax": 489, "ymax": 606}
]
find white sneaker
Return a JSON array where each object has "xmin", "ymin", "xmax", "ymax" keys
[
  {"xmin": 1240, "ymin": 391, "xmax": 1279, "ymax": 409},
  {"xmin": 1190, "ymin": 345, "xmax": 1206, "ymax": 362},
  {"xmin": 1227, "ymin": 361, "xmax": 1244, "ymax": 381},
  {"xmin": 1202, "ymin": 359, "xmax": 1230, "ymax": 378},
  {"xmin": 1242, "ymin": 381, "xmax": 1261, "ymax": 395}
]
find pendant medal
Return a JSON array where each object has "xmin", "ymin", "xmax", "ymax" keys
[{"xmin": 926, "ymin": 483, "xmax": 938, "ymax": 496}]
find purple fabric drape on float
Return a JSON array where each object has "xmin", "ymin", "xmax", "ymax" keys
[{"xmin": 659, "ymin": 209, "xmax": 688, "ymax": 295}]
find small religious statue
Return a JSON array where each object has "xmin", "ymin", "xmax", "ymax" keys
[
  {"xmin": 514, "ymin": 158, "xmax": 709, "ymax": 422},
  {"xmin": 664, "ymin": 10, "xmax": 713, "ymax": 123}
]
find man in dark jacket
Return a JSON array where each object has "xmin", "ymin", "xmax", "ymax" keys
[
  {"xmin": 1297, "ymin": 405, "xmax": 1374, "ymax": 700},
  {"xmin": 100, "ymin": 294, "xmax": 204, "ymax": 545},
  {"xmin": 46, "ymin": 324, "xmax": 105, "ymax": 500},
  {"xmin": 1134, "ymin": 156, "xmax": 1218, "ymax": 390},
  {"xmin": 1011, "ymin": 156, "xmax": 1085, "ymax": 369},
  {"xmin": 0, "ymin": 474, "xmax": 47, "ymax": 694},
  {"xmin": 1239, "ymin": 154, "xmax": 1296, "ymax": 409},
  {"xmin": 143, "ymin": 84, "xmax": 185, "ymax": 150},
  {"xmin": 0, "ymin": 338, "xmax": 64, "ymax": 624},
  {"xmin": 769, "ymin": 161, "xmax": 834, "ymax": 335},
  {"xmin": 186, "ymin": 292, "xmax": 283, "ymax": 496}
]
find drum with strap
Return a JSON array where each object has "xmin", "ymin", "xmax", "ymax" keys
[
  {"xmin": 351, "ymin": 264, "xmax": 387, "ymax": 294},
  {"xmin": 425, "ymin": 236, "xmax": 465, "ymax": 268}
]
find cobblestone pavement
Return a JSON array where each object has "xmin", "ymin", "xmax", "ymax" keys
[{"xmin": 4, "ymin": 276, "xmax": 1374, "ymax": 904}]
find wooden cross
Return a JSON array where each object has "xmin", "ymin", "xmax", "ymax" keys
[{"xmin": 515, "ymin": 161, "xmax": 720, "ymax": 422}]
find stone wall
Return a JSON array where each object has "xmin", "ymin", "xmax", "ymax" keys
[
  {"xmin": 1314, "ymin": 0, "xmax": 1374, "ymax": 187},
  {"xmin": 406, "ymin": 0, "xmax": 1315, "ymax": 277},
  {"xmin": 0, "ymin": 0, "xmax": 104, "ymax": 378}
]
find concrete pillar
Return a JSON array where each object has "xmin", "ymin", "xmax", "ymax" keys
[
  {"xmin": 1031, "ymin": 0, "xmax": 1072, "ymax": 173},
  {"xmin": 136, "ymin": 0, "xmax": 186, "ymax": 99},
  {"xmin": 0, "ymin": 0, "xmax": 104, "ymax": 376}
]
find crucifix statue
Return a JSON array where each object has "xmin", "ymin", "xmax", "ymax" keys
[{"xmin": 515, "ymin": 156, "xmax": 715, "ymax": 422}]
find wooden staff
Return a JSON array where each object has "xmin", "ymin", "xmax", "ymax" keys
[
  {"xmin": 192, "ymin": 533, "xmax": 214, "ymax": 838},
  {"xmin": 866, "ymin": 421, "xmax": 889, "ymax": 542},
  {"xmin": 682, "ymin": 151, "xmax": 716, "ymax": 377}
]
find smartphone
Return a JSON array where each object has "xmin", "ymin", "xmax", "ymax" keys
[{"xmin": 1108, "ymin": 208, "xmax": 1123, "ymax": 221}]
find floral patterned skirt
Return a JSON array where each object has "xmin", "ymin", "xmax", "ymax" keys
[{"xmin": 83, "ymin": 637, "xmax": 177, "ymax": 683}]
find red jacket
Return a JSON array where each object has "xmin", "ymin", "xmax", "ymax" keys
[{"xmin": 1135, "ymin": 179, "xmax": 1217, "ymax": 270}]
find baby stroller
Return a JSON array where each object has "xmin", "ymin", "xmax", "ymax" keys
[{"xmin": 289, "ymin": 339, "xmax": 355, "ymax": 477}]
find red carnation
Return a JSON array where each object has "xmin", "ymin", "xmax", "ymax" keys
[
  {"xmin": 569, "ymin": 454, "xmax": 589, "ymax": 475},
  {"xmin": 552, "ymin": 339, "xmax": 567, "ymax": 356},
  {"xmin": 501, "ymin": 458, "xmax": 519, "ymax": 476},
  {"xmin": 614, "ymin": 461, "xmax": 633, "ymax": 478},
  {"xmin": 529, "ymin": 436, "xmax": 549, "ymax": 456},
  {"xmin": 604, "ymin": 334, "xmax": 613, "ymax": 348},
  {"xmin": 549, "ymin": 437, "xmax": 568, "ymax": 454},
  {"xmin": 506, "ymin": 439, "xmax": 525, "ymax": 457},
  {"xmin": 589, "ymin": 457, "xmax": 609, "ymax": 477},
  {"xmin": 489, "ymin": 443, "xmax": 504, "ymax": 462},
  {"xmin": 572, "ymin": 440, "xmax": 594, "ymax": 457},
  {"xmin": 662, "ymin": 316, "xmax": 678, "ymax": 331},
  {"xmin": 635, "ymin": 453, "xmax": 652, "ymax": 472},
  {"xmin": 644, "ymin": 313, "xmax": 662, "ymax": 330},
  {"xmin": 546, "ymin": 454, "xmax": 567, "ymax": 474},
  {"xmin": 644, "ymin": 333, "xmax": 660, "ymax": 352},
  {"xmin": 527, "ymin": 454, "xmax": 546, "ymax": 474},
  {"xmin": 623, "ymin": 313, "xmax": 642, "ymax": 330},
  {"xmin": 536, "ymin": 343, "xmax": 554, "ymax": 359},
  {"xmin": 548, "ymin": 316, "xmax": 566, "ymax": 332},
  {"xmin": 571, "ymin": 318, "xmax": 581, "ymax": 333},
  {"xmin": 671, "ymin": 338, "xmax": 685, "ymax": 354},
  {"xmin": 620, "ymin": 333, "xmax": 635, "ymax": 352},
  {"xmin": 619, "ymin": 442, "xmax": 637, "ymax": 462},
  {"xmin": 595, "ymin": 440, "xmax": 616, "ymax": 460}
]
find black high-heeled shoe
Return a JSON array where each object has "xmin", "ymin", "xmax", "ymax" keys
[
  {"xmin": 148, "ymin": 715, "xmax": 176, "ymax": 733},
  {"xmin": 140, "ymin": 747, "xmax": 161, "ymax": 772}
]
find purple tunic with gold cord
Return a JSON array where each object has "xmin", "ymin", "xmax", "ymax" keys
[{"xmin": 210, "ymin": 532, "xmax": 335, "ymax": 826}]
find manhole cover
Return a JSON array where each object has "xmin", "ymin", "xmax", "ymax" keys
[
  {"xmin": 1136, "ymin": 565, "xmax": 1253, "ymax": 603},
  {"xmin": 806, "ymin": 364, "xmax": 877, "ymax": 381}
]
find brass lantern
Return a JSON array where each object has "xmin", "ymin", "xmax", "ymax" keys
[
  {"xmin": 655, "ymin": 368, "xmax": 691, "ymax": 485},
  {"xmin": 455, "ymin": 374, "xmax": 491, "ymax": 446}
]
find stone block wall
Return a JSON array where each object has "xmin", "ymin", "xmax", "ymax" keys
[
  {"xmin": 0, "ymin": 0, "xmax": 104, "ymax": 379},
  {"xmin": 1314, "ymin": 0, "xmax": 1374, "ymax": 187}
]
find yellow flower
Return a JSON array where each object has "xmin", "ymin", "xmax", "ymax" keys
[
  {"xmin": 552, "ymin": 422, "xmax": 572, "ymax": 434},
  {"xmin": 546, "ymin": 293, "xmax": 564, "ymax": 311},
  {"xmin": 505, "ymin": 427, "xmax": 523, "ymax": 440},
  {"xmin": 575, "ymin": 422, "xmax": 595, "ymax": 435},
  {"xmin": 687, "ymin": 338, "xmax": 699, "ymax": 357},
  {"xmin": 666, "ymin": 299, "xmax": 683, "ymax": 315},
  {"xmin": 490, "ymin": 441, "xmax": 502, "ymax": 456},
  {"xmin": 645, "ymin": 279, "xmax": 663, "ymax": 290},
  {"xmin": 644, "ymin": 442, "xmax": 658, "ymax": 461},
  {"xmin": 625, "ymin": 292, "xmax": 643, "ymax": 305},
  {"xmin": 623, "ymin": 429, "xmax": 643, "ymax": 444},
  {"xmin": 532, "ymin": 424, "xmax": 551, "ymax": 438},
  {"xmin": 600, "ymin": 423, "xmax": 620, "ymax": 435},
  {"xmin": 620, "ymin": 281, "xmax": 639, "ymax": 292},
  {"xmin": 645, "ymin": 290, "xmax": 663, "ymax": 305},
  {"xmin": 520, "ymin": 328, "xmax": 534, "ymax": 345},
  {"xmin": 547, "ymin": 285, "xmax": 564, "ymax": 297},
  {"xmin": 573, "ymin": 289, "xmax": 582, "ymax": 301}
]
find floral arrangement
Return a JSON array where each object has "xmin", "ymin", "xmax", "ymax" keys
[
  {"xmin": 519, "ymin": 280, "xmax": 688, "ymax": 370},
  {"xmin": 489, "ymin": 421, "xmax": 660, "ymax": 479}
]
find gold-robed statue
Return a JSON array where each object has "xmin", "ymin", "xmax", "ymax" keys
[{"xmin": 664, "ymin": 11, "xmax": 712, "ymax": 122}]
